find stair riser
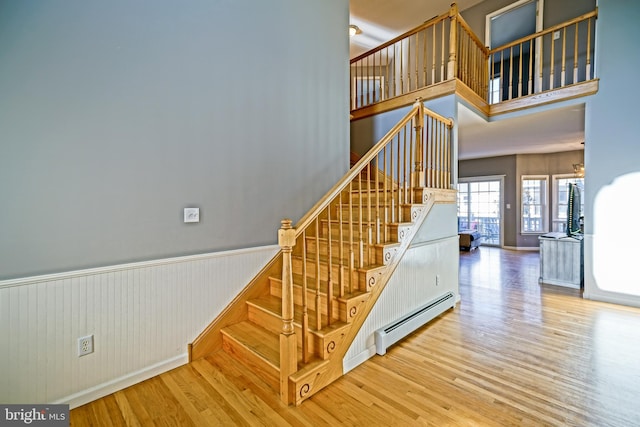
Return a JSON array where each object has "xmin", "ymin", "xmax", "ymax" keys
[
  {"xmin": 291, "ymin": 257, "xmax": 369, "ymax": 291},
  {"xmin": 269, "ymin": 279, "xmax": 353, "ymax": 322},
  {"xmin": 246, "ymin": 304, "xmax": 351, "ymax": 361},
  {"xmin": 301, "ymin": 239, "xmax": 396, "ymax": 267},
  {"xmin": 320, "ymin": 222, "xmax": 399, "ymax": 244},
  {"xmin": 342, "ymin": 187, "xmax": 429, "ymax": 204},
  {"xmin": 337, "ymin": 205, "xmax": 417, "ymax": 223},
  {"xmin": 296, "ymin": 242, "xmax": 380, "ymax": 268},
  {"xmin": 247, "ymin": 305, "xmax": 322, "ymax": 355},
  {"xmin": 269, "ymin": 280, "xmax": 333, "ymax": 318},
  {"xmin": 221, "ymin": 332, "xmax": 280, "ymax": 391}
]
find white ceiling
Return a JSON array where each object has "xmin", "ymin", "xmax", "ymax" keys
[
  {"xmin": 349, "ymin": 0, "xmax": 485, "ymax": 59},
  {"xmin": 457, "ymin": 103, "xmax": 585, "ymax": 160},
  {"xmin": 349, "ymin": 0, "xmax": 586, "ymax": 161}
]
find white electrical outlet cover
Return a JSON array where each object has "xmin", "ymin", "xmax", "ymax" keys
[
  {"xmin": 78, "ymin": 335, "xmax": 94, "ymax": 357},
  {"xmin": 184, "ymin": 207, "xmax": 200, "ymax": 223}
]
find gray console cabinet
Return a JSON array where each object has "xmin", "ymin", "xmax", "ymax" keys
[{"xmin": 539, "ymin": 235, "xmax": 584, "ymax": 289}]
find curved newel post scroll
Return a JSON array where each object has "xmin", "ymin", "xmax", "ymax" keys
[
  {"xmin": 412, "ymin": 99, "xmax": 425, "ymax": 188},
  {"xmin": 278, "ymin": 219, "xmax": 297, "ymax": 404}
]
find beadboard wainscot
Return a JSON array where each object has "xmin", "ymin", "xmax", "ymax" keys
[
  {"xmin": 0, "ymin": 245, "xmax": 278, "ymax": 408},
  {"xmin": 343, "ymin": 203, "xmax": 459, "ymax": 372}
]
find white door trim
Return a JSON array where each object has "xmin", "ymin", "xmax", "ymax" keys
[
  {"xmin": 458, "ymin": 175, "xmax": 505, "ymax": 248},
  {"xmin": 485, "ymin": 0, "xmax": 544, "ymax": 48}
]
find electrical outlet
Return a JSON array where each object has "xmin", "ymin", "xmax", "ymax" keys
[
  {"xmin": 436, "ymin": 274, "xmax": 440, "ymax": 286},
  {"xmin": 553, "ymin": 30, "xmax": 560, "ymax": 40},
  {"xmin": 78, "ymin": 335, "xmax": 94, "ymax": 357}
]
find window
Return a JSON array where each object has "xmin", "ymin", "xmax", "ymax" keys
[
  {"xmin": 552, "ymin": 175, "xmax": 584, "ymax": 232},
  {"xmin": 521, "ymin": 175, "xmax": 548, "ymax": 233},
  {"xmin": 489, "ymin": 76, "xmax": 501, "ymax": 104},
  {"xmin": 457, "ymin": 177, "xmax": 503, "ymax": 246}
]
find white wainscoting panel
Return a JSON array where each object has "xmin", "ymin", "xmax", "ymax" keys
[
  {"xmin": 343, "ymin": 236, "xmax": 459, "ymax": 372},
  {"xmin": 0, "ymin": 245, "xmax": 278, "ymax": 408}
]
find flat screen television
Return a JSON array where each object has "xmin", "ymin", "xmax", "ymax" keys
[{"xmin": 566, "ymin": 182, "xmax": 582, "ymax": 235}]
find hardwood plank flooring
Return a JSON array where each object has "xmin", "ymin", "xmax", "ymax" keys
[{"xmin": 71, "ymin": 247, "xmax": 640, "ymax": 426}]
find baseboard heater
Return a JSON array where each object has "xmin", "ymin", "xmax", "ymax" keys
[{"xmin": 374, "ymin": 292, "xmax": 455, "ymax": 355}]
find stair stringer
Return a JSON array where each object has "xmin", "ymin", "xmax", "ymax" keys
[{"xmin": 287, "ymin": 188, "xmax": 456, "ymax": 405}]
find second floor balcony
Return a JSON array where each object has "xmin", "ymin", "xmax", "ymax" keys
[{"xmin": 350, "ymin": 4, "xmax": 598, "ymax": 120}]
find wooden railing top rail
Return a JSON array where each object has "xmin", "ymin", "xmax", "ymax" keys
[
  {"xmin": 457, "ymin": 14, "xmax": 489, "ymax": 55},
  {"xmin": 294, "ymin": 103, "xmax": 419, "ymax": 233},
  {"xmin": 295, "ymin": 101, "xmax": 453, "ymax": 234},
  {"xmin": 349, "ymin": 11, "xmax": 450, "ymax": 64},
  {"xmin": 488, "ymin": 9, "xmax": 598, "ymax": 54}
]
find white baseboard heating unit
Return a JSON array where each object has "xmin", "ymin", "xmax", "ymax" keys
[{"xmin": 374, "ymin": 292, "xmax": 455, "ymax": 355}]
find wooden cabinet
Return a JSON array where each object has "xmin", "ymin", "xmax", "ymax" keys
[{"xmin": 539, "ymin": 234, "xmax": 583, "ymax": 288}]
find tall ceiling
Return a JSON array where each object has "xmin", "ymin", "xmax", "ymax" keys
[
  {"xmin": 349, "ymin": 0, "xmax": 586, "ymax": 161},
  {"xmin": 349, "ymin": 0, "xmax": 485, "ymax": 59}
]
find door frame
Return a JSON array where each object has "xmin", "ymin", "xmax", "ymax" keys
[
  {"xmin": 458, "ymin": 175, "xmax": 505, "ymax": 248},
  {"xmin": 485, "ymin": 0, "xmax": 544, "ymax": 48},
  {"xmin": 485, "ymin": 0, "xmax": 544, "ymax": 97}
]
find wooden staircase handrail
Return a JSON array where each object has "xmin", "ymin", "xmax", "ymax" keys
[
  {"xmin": 294, "ymin": 102, "xmax": 418, "ymax": 234},
  {"xmin": 349, "ymin": 11, "xmax": 451, "ymax": 64},
  {"xmin": 294, "ymin": 102, "xmax": 451, "ymax": 236},
  {"xmin": 488, "ymin": 9, "xmax": 598, "ymax": 54}
]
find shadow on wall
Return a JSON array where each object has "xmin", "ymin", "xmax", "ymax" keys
[{"xmin": 592, "ymin": 172, "xmax": 640, "ymax": 296}]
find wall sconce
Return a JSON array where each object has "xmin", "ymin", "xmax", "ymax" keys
[
  {"xmin": 349, "ymin": 25, "xmax": 360, "ymax": 37},
  {"xmin": 573, "ymin": 163, "xmax": 585, "ymax": 177}
]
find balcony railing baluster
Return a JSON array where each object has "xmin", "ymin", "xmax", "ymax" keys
[{"xmin": 350, "ymin": 4, "xmax": 597, "ymax": 114}]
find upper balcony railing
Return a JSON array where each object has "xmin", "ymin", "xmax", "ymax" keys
[
  {"xmin": 488, "ymin": 10, "xmax": 597, "ymax": 107},
  {"xmin": 350, "ymin": 3, "xmax": 598, "ymax": 116},
  {"xmin": 349, "ymin": 9, "xmax": 453, "ymax": 110}
]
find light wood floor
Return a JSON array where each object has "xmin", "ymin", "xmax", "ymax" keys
[{"xmin": 71, "ymin": 247, "xmax": 640, "ymax": 426}]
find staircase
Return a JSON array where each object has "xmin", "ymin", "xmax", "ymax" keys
[{"xmin": 190, "ymin": 100, "xmax": 456, "ymax": 405}]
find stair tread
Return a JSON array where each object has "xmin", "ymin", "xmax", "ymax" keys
[
  {"xmin": 291, "ymin": 253, "xmax": 385, "ymax": 271},
  {"xmin": 320, "ymin": 218, "xmax": 417, "ymax": 227},
  {"xmin": 270, "ymin": 274, "xmax": 370, "ymax": 297},
  {"xmin": 222, "ymin": 321, "xmax": 280, "ymax": 368},
  {"xmin": 248, "ymin": 294, "xmax": 351, "ymax": 335},
  {"xmin": 304, "ymin": 235, "xmax": 401, "ymax": 249},
  {"xmin": 222, "ymin": 320, "xmax": 331, "ymax": 371}
]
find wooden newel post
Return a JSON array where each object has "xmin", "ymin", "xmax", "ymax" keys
[
  {"xmin": 278, "ymin": 219, "xmax": 297, "ymax": 404},
  {"xmin": 448, "ymin": 3, "xmax": 459, "ymax": 80},
  {"xmin": 412, "ymin": 98, "xmax": 425, "ymax": 188}
]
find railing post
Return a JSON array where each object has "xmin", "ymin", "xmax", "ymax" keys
[
  {"xmin": 412, "ymin": 98, "xmax": 425, "ymax": 188},
  {"xmin": 448, "ymin": 3, "xmax": 459, "ymax": 80},
  {"xmin": 278, "ymin": 219, "xmax": 297, "ymax": 404}
]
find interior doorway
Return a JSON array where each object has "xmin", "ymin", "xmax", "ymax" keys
[{"xmin": 457, "ymin": 176, "xmax": 504, "ymax": 247}]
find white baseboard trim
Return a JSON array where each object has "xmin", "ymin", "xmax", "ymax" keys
[
  {"xmin": 503, "ymin": 246, "xmax": 540, "ymax": 251},
  {"xmin": 583, "ymin": 291, "xmax": 640, "ymax": 308},
  {"xmin": 54, "ymin": 354, "xmax": 188, "ymax": 409},
  {"xmin": 343, "ymin": 346, "xmax": 376, "ymax": 374}
]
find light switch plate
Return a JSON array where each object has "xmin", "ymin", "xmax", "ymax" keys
[{"xmin": 184, "ymin": 208, "xmax": 200, "ymax": 223}]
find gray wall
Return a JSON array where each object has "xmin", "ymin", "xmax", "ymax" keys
[
  {"xmin": 461, "ymin": 0, "xmax": 597, "ymax": 40},
  {"xmin": 0, "ymin": 0, "xmax": 350, "ymax": 280},
  {"xmin": 350, "ymin": 95, "xmax": 457, "ymax": 158},
  {"xmin": 459, "ymin": 155, "xmax": 517, "ymax": 246},
  {"xmin": 459, "ymin": 150, "xmax": 583, "ymax": 248}
]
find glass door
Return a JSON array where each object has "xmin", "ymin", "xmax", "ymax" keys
[{"xmin": 457, "ymin": 178, "xmax": 503, "ymax": 247}]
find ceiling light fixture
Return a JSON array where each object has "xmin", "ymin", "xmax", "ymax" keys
[{"xmin": 349, "ymin": 24, "xmax": 360, "ymax": 37}]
